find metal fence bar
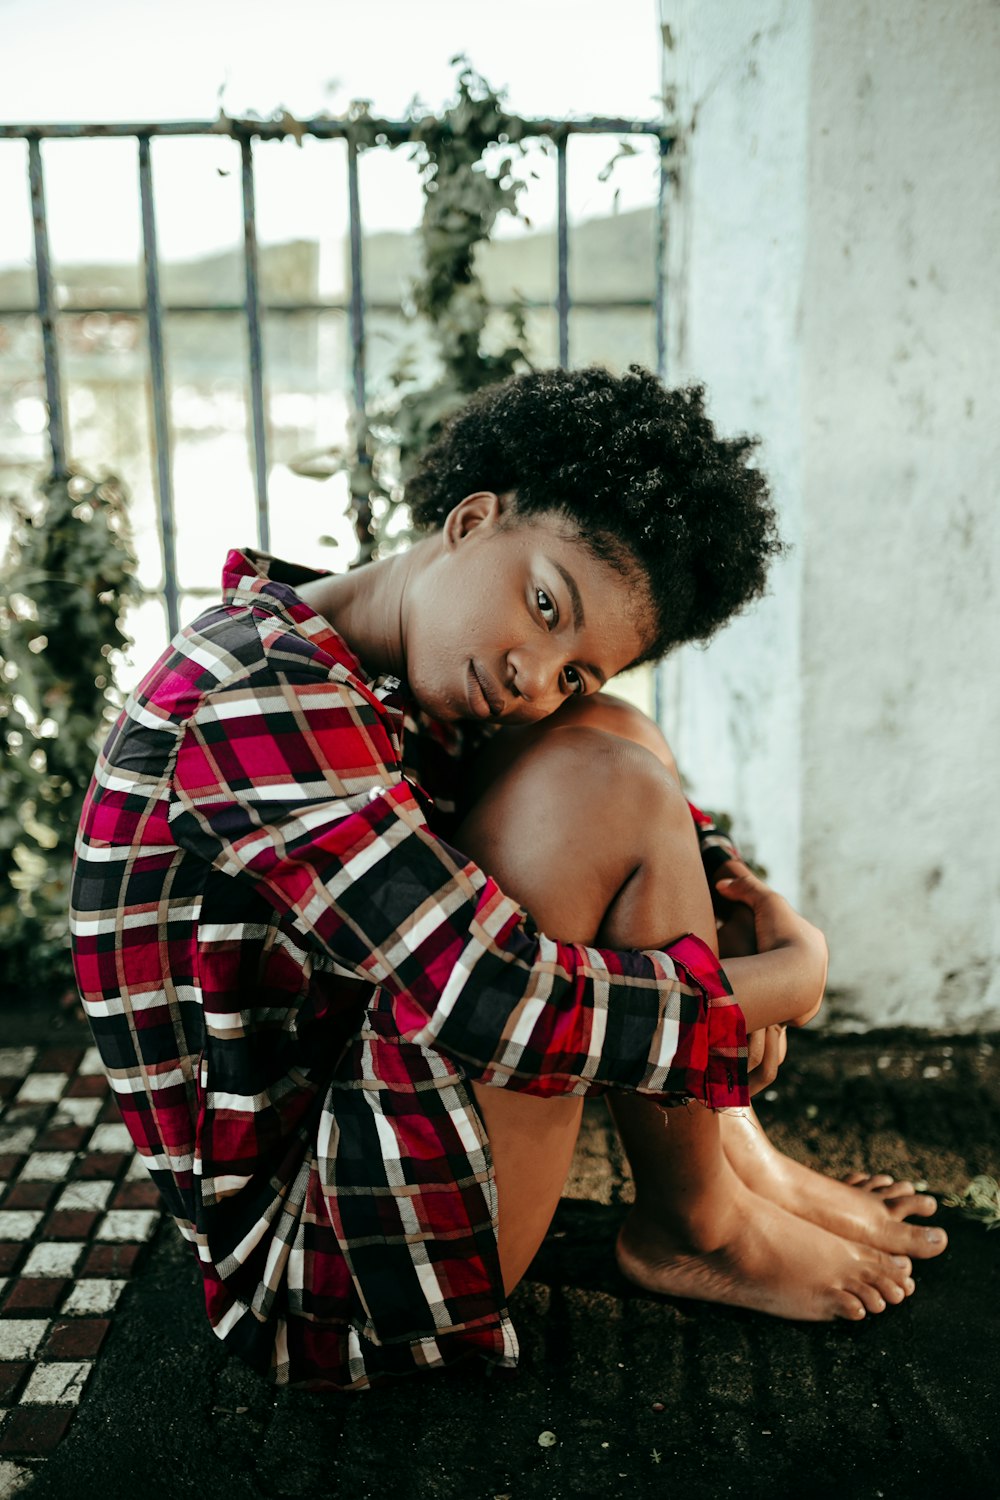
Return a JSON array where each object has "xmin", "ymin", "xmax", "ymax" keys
[
  {"xmin": 5, "ymin": 113, "xmax": 674, "ymax": 627},
  {"xmin": 138, "ymin": 136, "xmax": 180, "ymax": 639},
  {"xmin": 347, "ymin": 137, "xmax": 367, "ymax": 428},
  {"xmin": 240, "ymin": 137, "xmax": 270, "ymax": 552},
  {"xmin": 27, "ymin": 137, "xmax": 68, "ymax": 481},
  {"xmin": 346, "ymin": 133, "xmax": 375, "ymax": 555},
  {"xmin": 556, "ymin": 135, "xmax": 570, "ymax": 368},
  {"xmin": 655, "ymin": 137, "xmax": 670, "ymax": 381},
  {"xmin": 0, "ymin": 297, "xmax": 658, "ymax": 318},
  {"xmin": 1, "ymin": 117, "xmax": 674, "ymax": 143}
]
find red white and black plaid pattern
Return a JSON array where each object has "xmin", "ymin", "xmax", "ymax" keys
[{"xmin": 69, "ymin": 548, "xmax": 748, "ymax": 1389}]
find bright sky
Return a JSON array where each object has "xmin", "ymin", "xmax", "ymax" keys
[
  {"xmin": 0, "ymin": 0, "xmax": 664, "ymax": 260},
  {"xmin": 1, "ymin": 0, "xmax": 662, "ymax": 121}
]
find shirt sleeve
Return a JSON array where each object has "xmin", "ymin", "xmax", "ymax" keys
[
  {"xmin": 169, "ymin": 667, "xmax": 747, "ymax": 1108},
  {"xmin": 688, "ymin": 800, "xmax": 742, "ymax": 880}
]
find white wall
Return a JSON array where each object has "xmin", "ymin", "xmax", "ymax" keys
[
  {"xmin": 659, "ymin": 0, "xmax": 1000, "ymax": 1027},
  {"xmin": 657, "ymin": 0, "xmax": 812, "ymax": 897},
  {"xmin": 800, "ymin": 0, "xmax": 1000, "ymax": 1027}
]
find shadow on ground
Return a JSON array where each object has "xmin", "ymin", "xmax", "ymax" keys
[{"xmin": 19, "ymin": 1028, "xmax": 1000, "ymax": 1500}]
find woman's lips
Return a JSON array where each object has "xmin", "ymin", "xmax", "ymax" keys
[{"xmin": 468, "ymin": 660, "xmax": 503, "ymax": 718}]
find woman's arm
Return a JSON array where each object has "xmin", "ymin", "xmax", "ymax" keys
[
  {"xmin": 715, "ymin": 861, "xmax": 829, "ymax": 1031},
  {"xmin": 168, "ymin": 666, "xmax": 747, "ymax": 1108}
]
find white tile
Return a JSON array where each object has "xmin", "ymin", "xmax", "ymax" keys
[
  {"xmin": 0, "ymin": 1320, "xmax": 49, "ymax": 1359},
  {"xmin": 15, "ymin": 1074, "xmax": 67, "ymax": 1105},
  {"xmin": 0, "ymin": 1128, "xmax": 36, "ymax": 1155},
  {"xmin": 52, "ymin": 1097, "xmax": 102, "ymax": 1126},
  {"xmin": 0, "ymin": 1210, "xmax": 43, "ymax": 1240},
  {"xmin": 0, "ymin": 1278, "xmax": 6, "ymax": 1298},
  {"xmin": 20, "ymin": 1361, "xmax": 92, "ymax": 1405},
  {"xmin": 88, "ymin": 1124, "xmax": 132, "ymax": 1152},
  {"xmin": 0, "ymin": 1459, "xmax": 36, "ymax": 1498},
  {"xmin": 21, "ymin": 1152, "xmax": 76, "ymax": 1181},
  {"xmin": 56, "ymin": 1180, "xmax": 113, "ymax": 1212},
  {"xmin": 61, "ymin": 1278, "xmax": 127, "ymax": 1315},
  {"xmin": 77, "ymin": 1047, "xmax": 104, "ymax": 1076},
  {"xmin": 0, "ymin": 1049, "xmax": 37, "ymax": 1079},
  {"xmin": 96, "ymin": 1209, "xmax": 158, "ymax": 1242},
  {"xmin": 125, "ymin": 1152, "xmax": 147, "ymax": 1181},
  {"xmin": 21, "ymin": 1241, "xmax": 84, "ymax": 1277}
]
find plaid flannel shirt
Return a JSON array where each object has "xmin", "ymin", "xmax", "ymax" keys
[{"xmin": 70, "ymin": 548, "xmax": 748, "ymax": 1389}]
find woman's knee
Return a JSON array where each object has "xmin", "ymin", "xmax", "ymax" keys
[
  {"xmin": 457, "ymin": 725, "xmax": 700, "ymax": 945},
  {"xmin": 550, "ymin": 692, "xmax": 682, "ymax": 783}
]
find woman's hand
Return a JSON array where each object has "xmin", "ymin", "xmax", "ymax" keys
[
  {"xmin": 716, "ymin": 895, "xmax": 757, "ymax": 958},
  {"xmin": 746, "ymin": 1023, "xmax": 788, "ymax": 1096},
  {"xmin": 715, "ymin": 859, "xmax": 829, "ymax": 1031}
]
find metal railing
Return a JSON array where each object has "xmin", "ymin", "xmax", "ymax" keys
[{"xmin": 0, "ymin": 114, "xmax": 675, "ymax": 636}]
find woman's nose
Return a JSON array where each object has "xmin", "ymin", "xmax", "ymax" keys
[{"xmin": 508, "ymin": 645, "xmax": 560, "ymax": 707}]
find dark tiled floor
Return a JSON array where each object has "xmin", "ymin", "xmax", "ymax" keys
[{"xmin": 2, "ymin": 1012, "xmax": 999, "ymax": 1500}]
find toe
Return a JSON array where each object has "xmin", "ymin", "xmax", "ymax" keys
[
  {"xmin": 852, "ymin": 1279, "xmax": 888, "ymax": 1315},
  {"xmin": 873, "ymin": 1179, "xmax": 915, "ymax": 1197},
  {"xmin": 835, "ymin": 1292, "xmax": 867, "ymax": 1321},
  {"xmin": 913, "ymin": 1224, "xmax": 948, "ymax": 1258},
  {"xmin": 884, "ymin": 1191, "xmax": 938, "ymax": 1221}
]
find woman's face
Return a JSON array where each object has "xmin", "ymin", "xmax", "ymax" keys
[{"xmin": 402, "ymin": 495, "xmax": 651, "ymax": 726}]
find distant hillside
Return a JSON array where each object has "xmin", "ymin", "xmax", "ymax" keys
[
  {"xmin": 0, "ymin": 205, "xmax": 660, "ymax": 383},
  {"xmin": 0, "ymin": 205, "xmax": 657, "ymax": 308}
]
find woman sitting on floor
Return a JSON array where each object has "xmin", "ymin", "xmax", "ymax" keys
[{"xmin": 69, "ymin": 366, "xmax": 946, "ymax": 1390}]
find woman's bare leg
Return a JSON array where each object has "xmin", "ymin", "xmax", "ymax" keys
[
  {"xmin": 546, "ymin": 695, "xmax": 945, "ymax": 1257},
  {"xmin": 458, "ymin": 723, "xmax": 923, "ymax": 1318}
]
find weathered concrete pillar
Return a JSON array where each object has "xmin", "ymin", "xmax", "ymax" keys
[{"xmin": 658, "ymin": 0, "xmax": 1000, "ymax": 1027}]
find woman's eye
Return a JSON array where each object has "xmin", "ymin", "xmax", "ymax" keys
[
  {"xmin": 564, "ymin": 666, "xmax": 584, "ymax": 696},
  {"xmin": 536, "ymin": 588, "xmax": 557, "ymax": 626}
]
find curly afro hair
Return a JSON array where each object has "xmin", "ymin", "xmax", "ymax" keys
[{"xmin": 405, "ymin": 365, "xmax": 784, "ymax": 663}]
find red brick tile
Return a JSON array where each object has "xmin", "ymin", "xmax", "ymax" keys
[
  {"xmin": 0, "ymin": 1077, "xmax": 18, "ymax": 1102},
  {"xmin": 111, "ymin": 1180, "xmax": 162, "ymax": 1210},
  {"xmin": 81, "ymin": 1242, "xmax": 140, "ymax": 1276},
  {"xmin": 0, "ymin": 1155, "xmax": 25, "ymax": 1178},
  {"xmin": 64, "ymin": 1075, "xmax": 109, "ymax": 1099},
  {"xmin": 3, "ymin": 1277, "xmax": 68, "ymax": 1312},
  {"xmin": 0, "ymin": 1362, "xmax": 29, "ymax": 1401},
  {"xmin": 35, "ymin": 1047, "xmax": 86, "ymax": 1073},
  {"xmin": 0, "ymin": 1242, "xmax": 25, "ymax": 1274},
  {"xmin": 45, "ymin": 1317, "xmax": 110, "ymax": 1359},
  {"xmin": 3, "ymin": 1182, "xmax": 57, "ymax": 1211},
  {"xmin": 75, "ymin": 1152, "xmax": 128, "ymax": 1180},
  {"xmin": 35, "ymin": 1125, "xmax": 88, "ymax": 1152},
  {"xmin": 44, "ymin": 1210, "xmax": 99, "ymax": 1240},
  {"xmin": 0, "ymin": 1403, "xmax": 75, "ymax": 1455}
]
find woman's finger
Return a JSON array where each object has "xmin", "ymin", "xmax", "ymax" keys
[
  {"xmin": 715, "ymin": 868, "xmax": 769, "ymax": 909},
  {"xmin": 746, "ymin": 1027, "xmax": 767, "ymax": 1072},
  {"xmin": 747, "ymin": 1024, "xmax": 787, "ymax": 1096}
]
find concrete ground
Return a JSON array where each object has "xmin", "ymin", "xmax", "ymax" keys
[{"xmin": 5, "ymin": 1000, "xmax": 1000, "ymax": 1500}]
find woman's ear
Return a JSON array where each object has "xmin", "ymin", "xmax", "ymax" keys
[{"xmin": 441, "ymin": 491, "xmax": 503, "ymax": 549}]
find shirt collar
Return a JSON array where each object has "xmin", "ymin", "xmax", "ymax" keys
[{"xmin": 220, "ymin": 547, "xmax": 404, "ymax": 707}]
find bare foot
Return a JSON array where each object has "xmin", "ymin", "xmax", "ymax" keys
[
  {"xmin": 616, "ymin": 1175, "xmax": 916, "ymax": 1322},
  {"xmin": 722, "ymin": 1109, "xmax": 948, "ymax": 1260}
]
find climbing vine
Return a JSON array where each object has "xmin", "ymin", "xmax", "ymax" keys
[
  {"xmin": 0, "ymin": 470, "xmax": 137, "ymax": 993},
  {"xmin": 324, "ymin": 62, "xmax": 539, "ymax": 558}
]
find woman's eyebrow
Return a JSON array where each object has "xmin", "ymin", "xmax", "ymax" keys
[{"xmin": 551, "ymin": 560, "xmax": 584, "ymax": 630}]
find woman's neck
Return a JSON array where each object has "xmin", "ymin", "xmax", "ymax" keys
[{"xmin": 296, "ymin": 537, "xmax": 436, "ymax": 680}]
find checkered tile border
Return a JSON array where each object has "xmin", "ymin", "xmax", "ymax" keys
[{"xmin": 0, "ymin": 1043, "xmax": 162, "ymax": 1494}]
